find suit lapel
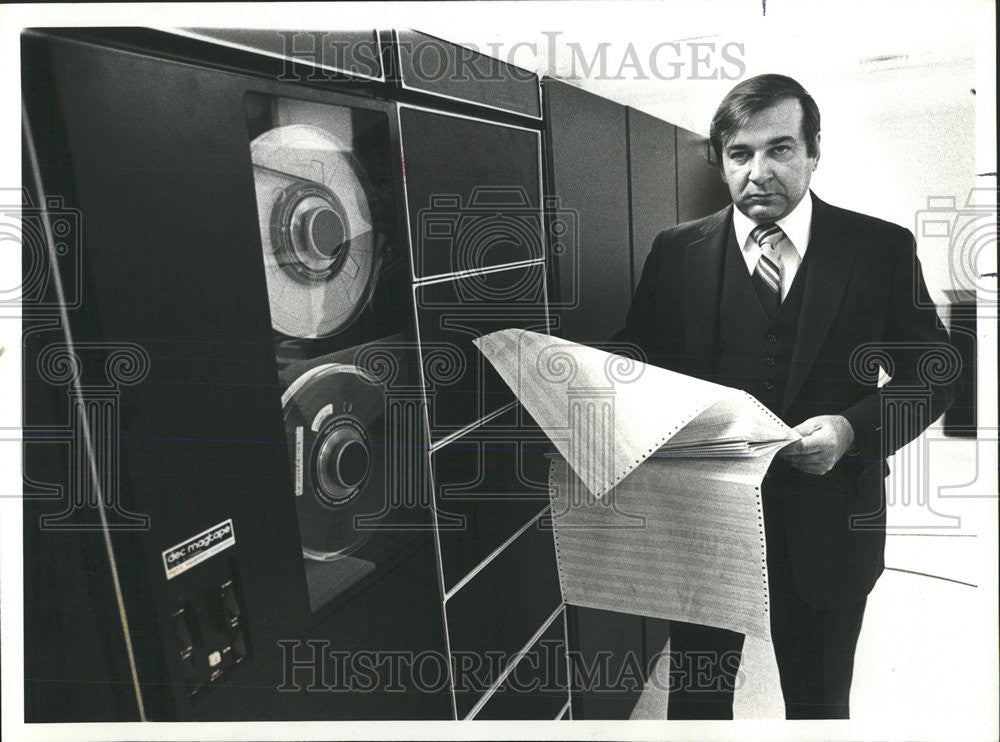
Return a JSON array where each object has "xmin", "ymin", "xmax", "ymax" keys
[
  {"xmin": 683, "ymin": 206, "xmax": 730, "ymax": 379},
  {"xmin": 781, "ymin": 193, "xmax": 861, "ymax": 415}
]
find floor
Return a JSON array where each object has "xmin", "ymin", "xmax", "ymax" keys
[{"xmin": 628, "ymin": 431, "xmax": 998, "ymax": 728}]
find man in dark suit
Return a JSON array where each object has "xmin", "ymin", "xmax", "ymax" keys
[{"xmin": 615, "ymin": 74, "xmax": 956, "ymax": 719}]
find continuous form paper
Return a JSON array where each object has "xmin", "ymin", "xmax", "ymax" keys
[{"xmin": 473, "ymin": 329, "xmax": 800, "ymax": 640}]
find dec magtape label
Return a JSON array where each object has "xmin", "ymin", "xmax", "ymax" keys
[{"xmin": 162, "ymin": 519, "xmax": 236, "ymax": 580}]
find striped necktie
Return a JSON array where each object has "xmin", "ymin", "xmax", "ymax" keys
[{"xmin": 750, "ymin": 223, "xmax": 783, "ymax": 316}]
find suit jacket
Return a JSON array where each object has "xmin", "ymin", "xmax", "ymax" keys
[{"xmin": 614, "ymin": 192, "xmax": 957, "ymax": 608}]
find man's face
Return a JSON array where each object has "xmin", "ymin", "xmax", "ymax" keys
[{"xmin": 720, "ymin": 97, "xmax": 819, "ymax": 222}]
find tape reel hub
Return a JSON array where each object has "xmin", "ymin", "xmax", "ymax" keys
[
  {"xmin": 304, "ymin": 206, "xmax": 347, "ymax": 263},
  {"xmin": 271, "ymin": 181, "xmax": 352, "ymax": 280},
  {"xmin": 314, "ymin": 419, "xmax": 371, "ymax": 504}
]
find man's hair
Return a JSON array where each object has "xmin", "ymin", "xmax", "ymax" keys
[{"xmin": 709, "ymin": 74, "xmax": 821, "ymax": 161}]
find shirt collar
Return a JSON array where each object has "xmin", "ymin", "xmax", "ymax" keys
[{"xmin": 732, "ymin": 191, "xmax": 813, "ymax": 258}]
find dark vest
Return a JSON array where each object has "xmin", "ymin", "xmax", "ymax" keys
[{"xmin": 714, "ymin": 225, "xmax": 809, "ymax": 415}]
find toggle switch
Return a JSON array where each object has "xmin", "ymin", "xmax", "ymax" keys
[
  {"xmin": 230, "ymin": 628, "xmax": 248, "ymax": 664},
  {"xmin": 171, "ymin": 607, "xmax": 193, "ymax": 658},
  {"xmin": 180, "ymin": 654, "xmax": 196, "ymax": 684},
  {"xmin": 220, "ymin": 580, "xmax": 241, "ymax": 628}
]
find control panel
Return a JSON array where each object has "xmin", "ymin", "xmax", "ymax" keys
[{"xmin": 171, "ymin": 577, "xmax": 250, "ymax": 697}]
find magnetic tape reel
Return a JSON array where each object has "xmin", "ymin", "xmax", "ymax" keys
[
  {"xmin": 281, "ymin": 363, "xmax": 386, "ymax": 560},
  {"xmin": 252, "ymin": 124, "xmax": 382, "ymax": 339}
]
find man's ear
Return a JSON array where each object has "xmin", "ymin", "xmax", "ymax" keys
[{"xmin": 812, "ymin": 132, "xmax": 821, "ymax": 169}]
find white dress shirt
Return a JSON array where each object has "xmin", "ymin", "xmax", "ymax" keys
[{"xmin": 732, "ymin": 194, "xmax": 813, "ymax": 300}]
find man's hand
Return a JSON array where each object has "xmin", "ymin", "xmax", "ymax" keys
[{"xmin": 780, "ymin": 415, "xmax": 856, "ymax": 475}]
